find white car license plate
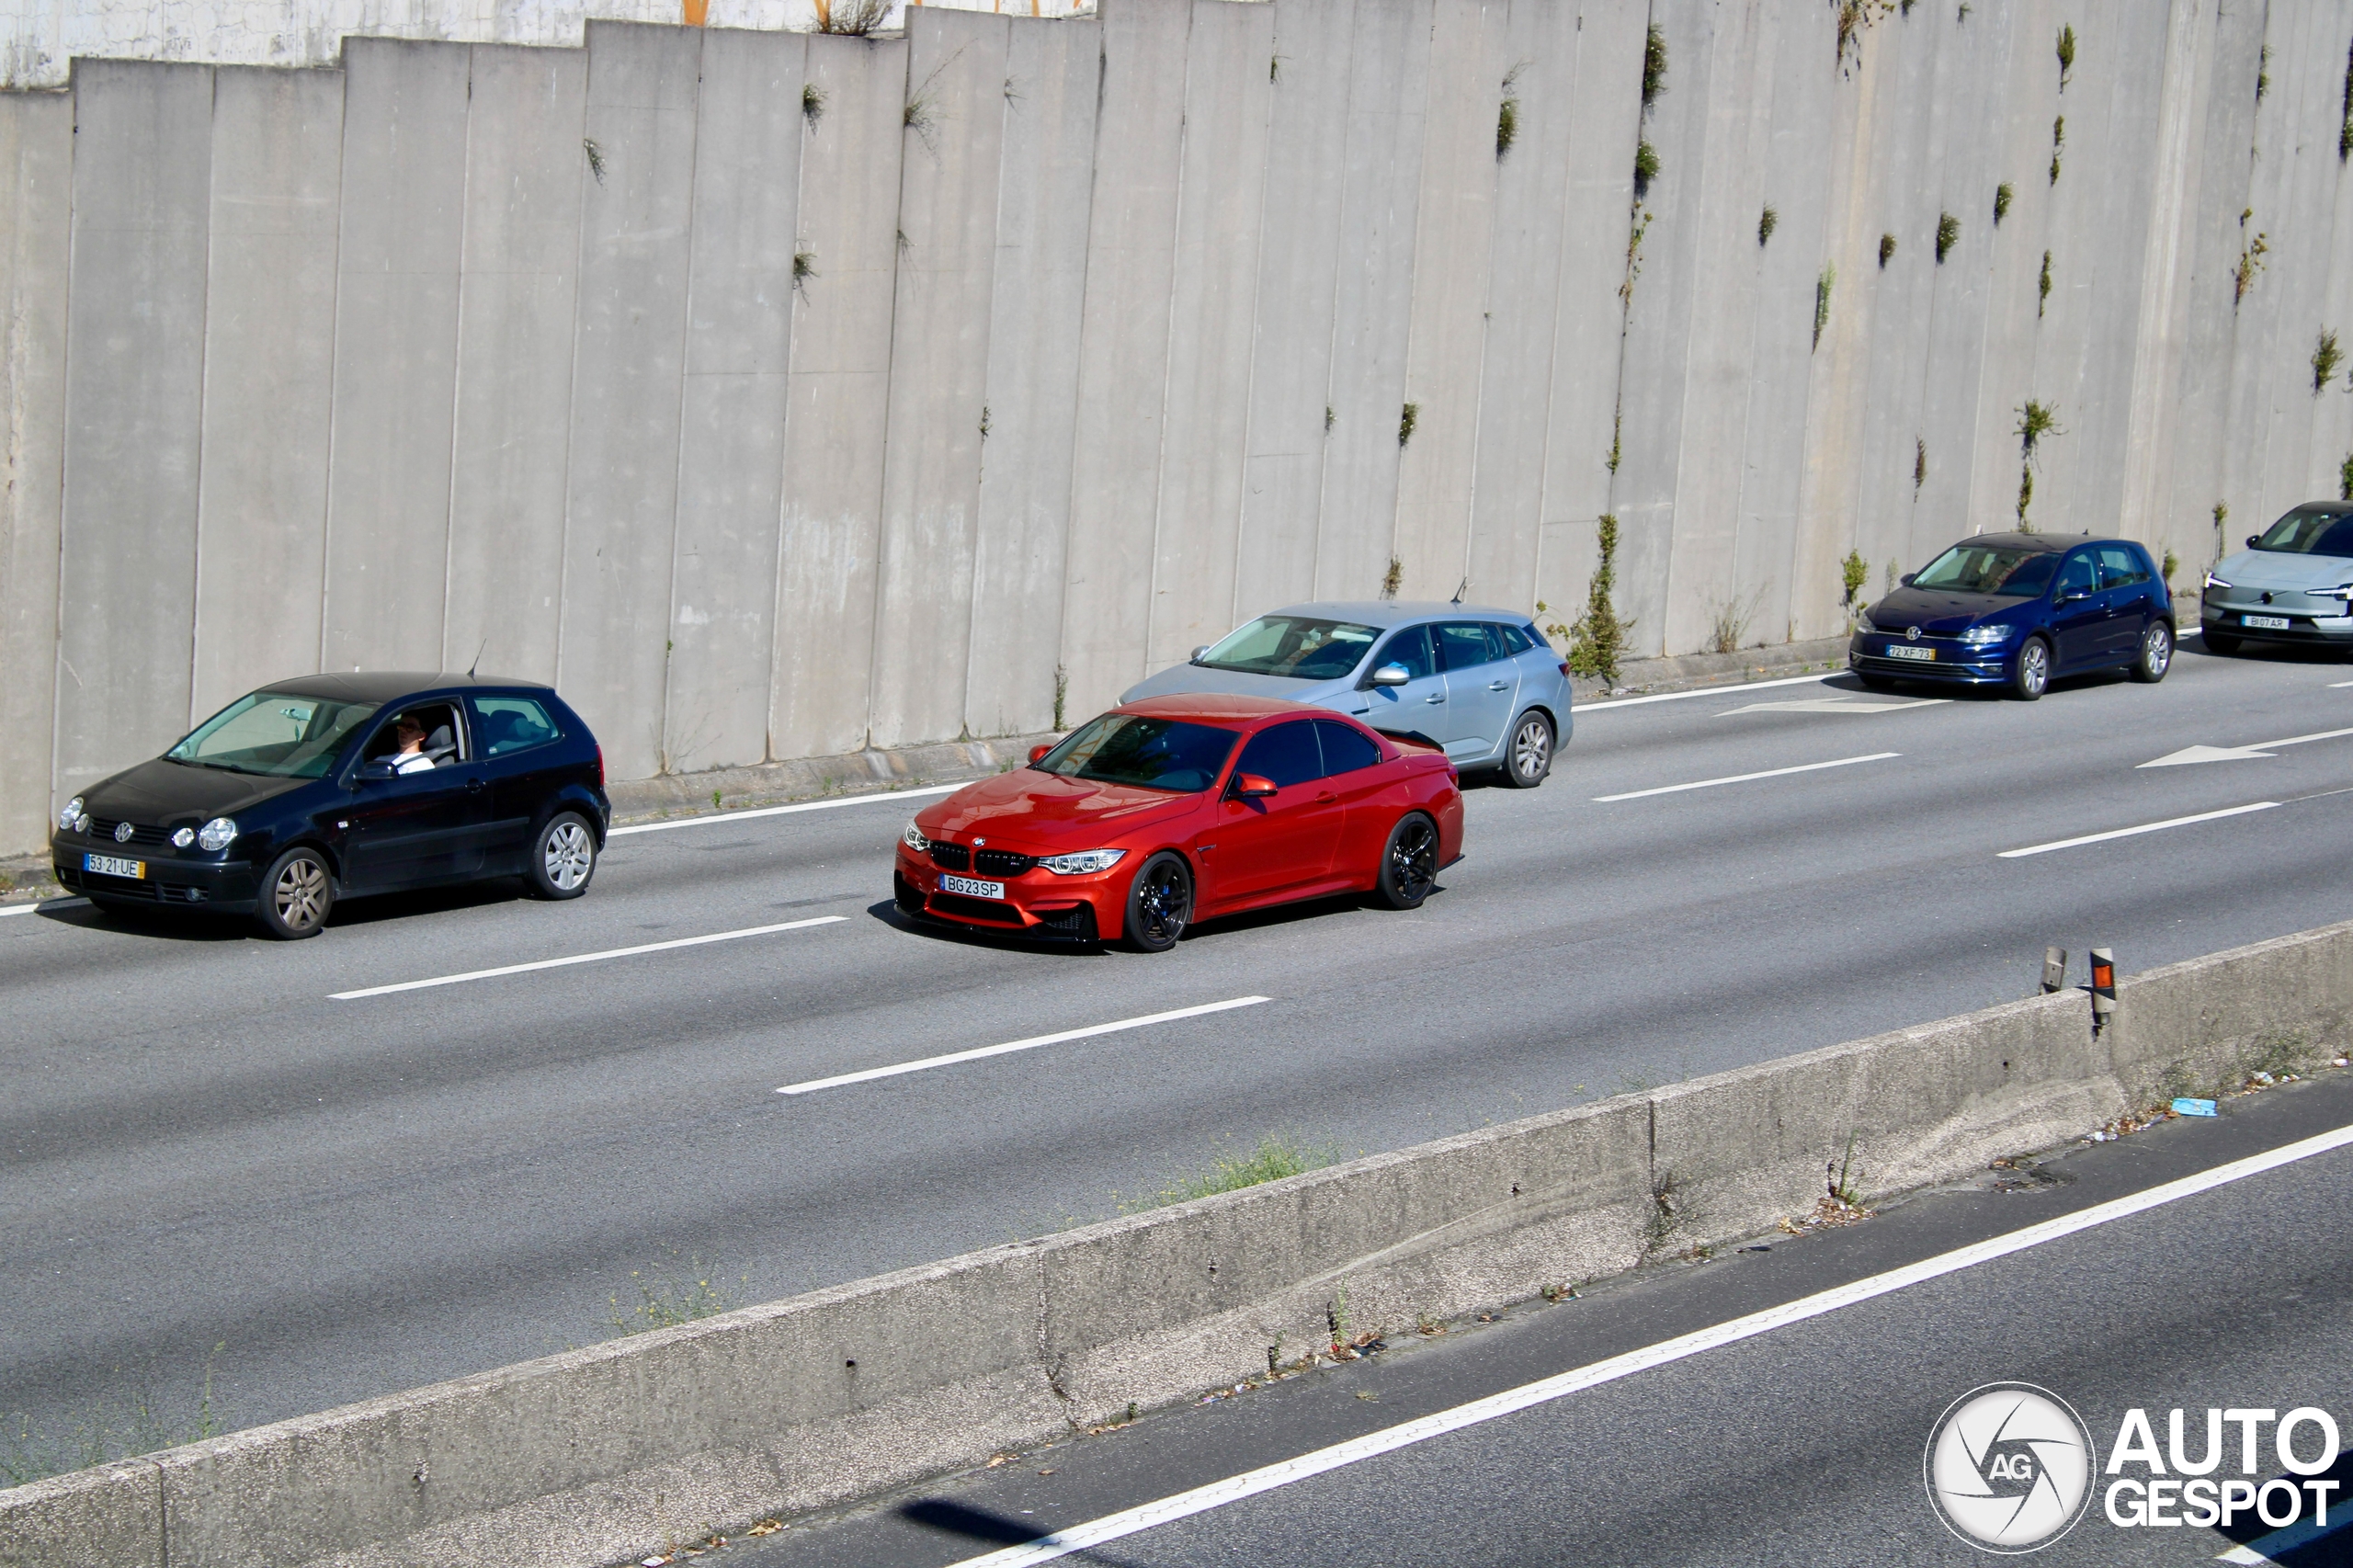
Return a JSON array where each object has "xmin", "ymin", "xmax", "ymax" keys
[
  {"xmin": 939, "ymin": 872, "xmax": 1006, "ymax": 899},
  {"xmin": 1884, "ymin": 644, "xmax": 1936, "ymax": 662},
  {"xmin": 85, "ymin": 853, "xmax": 144, "ymax": 880},
  {"xmin": 2243, "ymin": 614, "xmax": 2290, "ymax": 630}
]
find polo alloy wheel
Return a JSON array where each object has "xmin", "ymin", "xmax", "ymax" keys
[
  {"xmin": 257, "ymin": 847, "xmax": 333, "ymax": 940},
  {"xmin": 529, "ymin": 812, "xmax": 597, "ymax": 900}
]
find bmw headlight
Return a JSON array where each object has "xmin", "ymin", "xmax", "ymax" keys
[
  {"xmin": 1040, "ymin": 848, "xmax": 1126, "ymax": 876},
  {"xmin": 903, "ymin": 820, "xmax": 929, "ymax": 853},
  {"xmin": 1957, "ymin": 624, "xmax": 2013, "ymax": 646},
  {"xmin": 197, "ymin": 817, "xmax": 239, "ymax": 852},
  {"xmin": 2203, "ymin": 571, "xmax": 2233, "ymax": 590},
  {"xmin": 59, "ymin": 796, "xmax": 84, "ymax": 833}
]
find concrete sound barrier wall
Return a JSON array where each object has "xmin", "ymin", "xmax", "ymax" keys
[
  {"xmin": 7, "ymin": 918, "xmax": 2351, "ymax": 1568},
  {"xmin": 9, "ymin": 0, "xmax": 2353, "ymax": 855}
]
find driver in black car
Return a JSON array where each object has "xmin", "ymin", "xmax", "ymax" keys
[{"xmin": 385, "ymin": 713, "xmax": 442, "ymax": 774}]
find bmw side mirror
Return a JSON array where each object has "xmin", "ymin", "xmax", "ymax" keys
[
  {"xmin": 1190, "ymin": 645, "xmax": 1211, "ymax": 664},
  {"xmin": 1899, "ymin": 573, "xmax": 1915, "ymax": 587},
  {"xmin": 1370, "ymin": 663, "xmax": 1411, "ymax": 687},
  {"xmin": 1029, "ymin": 743, "xmax": 1052, "ymax": 764},
  {"xmin": 1232, "ymin": 772, "xmax": 1278, "ymax": 798}
]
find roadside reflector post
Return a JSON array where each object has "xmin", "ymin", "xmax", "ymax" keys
[
  {"xmin": 2089, "ymin": 946, "xmax": 2117, "ymax": 1033},
  {"xmin": 2041, "ymin": 947, "xmax": 2068, "ymax": 994}
]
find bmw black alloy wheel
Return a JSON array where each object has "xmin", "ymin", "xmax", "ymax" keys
[
  {"xmin": 1380, "ymin": 813, "xmax": 1438, "ymax": 909},
  {"xmin": 1126, "ymin": 853, "xmax": 1191, "ymax": 953}
]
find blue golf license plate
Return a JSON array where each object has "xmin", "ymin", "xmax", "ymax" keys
[
  {"xmin": 85, "ymin": 853, "xmax": 144, "ymax": 879},
  {"xmin": 1884, "ymin": 644, "xmax": 1936, "ymax": 662}
]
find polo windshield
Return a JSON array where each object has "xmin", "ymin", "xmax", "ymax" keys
[
  {"xmin": 166, "ymin": 691, "xmax": 380, "ymax": 778},
  {"xmin": 1032, "ymin": 714, "xmax": 1238, "ymax": 793},
  {"xmin": 1196, "ymin": 615, "xmax": 1381, "ymax": 680},
  {"xmin": 1909, "ymin": 544, "xmax": 2060, "ymax": 597},
  {"xmin": 2253, "ymin": 506, "xmax": 2353, "ymax": 556}
]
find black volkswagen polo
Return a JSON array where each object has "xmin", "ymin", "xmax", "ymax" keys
[{"xmin": 51, "ymin": 673, "xmax": 610, "ymax": 938}]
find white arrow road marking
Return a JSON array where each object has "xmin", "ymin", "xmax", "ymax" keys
[
  {"xmin": 1716, "ymin": 695, "xmax": 1949, "ymax": 716},
  {"xmin": 2141, "ymin": 725, "xmax": 2353, "ymax": 768}
]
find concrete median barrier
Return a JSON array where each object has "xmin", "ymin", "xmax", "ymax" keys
[{"xmin": 7, "ymin": 922, "xmax": 2349, "ymax": 1568}]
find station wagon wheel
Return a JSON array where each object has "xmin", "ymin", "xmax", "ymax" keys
[
  {"xmin": 1504, "ymin": 712, "xmax": 1553, "ymax": 789},
  {"xmin": 2008, "ymin": 636, "xmax": 2052, "ymax": 702},
  {"xmin": 256, "ymin": 846, "xmax": 334, "ymax": 940},
  {"xmin": 1376, "ymin": 812, "xmax": 1439, "ymax": 910},
  {"xmin": 1123, "ymin": 852, "xmax": 1191, "ymax": 953},
  {"xmin": 529, "ymin": 812, "xmax": 597, "ymax": 900},
  {"xmin": 2129, "ymin": 620, "xmax": 2172, "ymax": 683}
]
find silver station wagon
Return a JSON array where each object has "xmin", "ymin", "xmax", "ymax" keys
[{"xmin": 1120, "ymin": 601, "xmax": 1573, "ymax": 788}]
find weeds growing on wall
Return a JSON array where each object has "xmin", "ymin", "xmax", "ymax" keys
[
  {"xmin": 801, "ymin": 82, "xmax": 826, "ymax": 126},
  {"xmin": 2212, "ymin": 501, "xmax": 2229, "ymax": 558},
  {"xmin": 1915, "ymin": 437, "xmax": 1927, "ymax": 491},
  {"xmin": 582, "ymin": 139, "xmax": 607, "ymax": 185},
  {"xmin": 1835, "ymin": 0, "xmax": 1871, "ymax": 74},
  {"xmin": 2315, "ymin": 331, "xmax": 2344, "ymax": 395},
  {"xmin": 1936, "ymin": 211, "xmax": 1960, "ymax": 263},
  {"xmin": 1708, "ymin": 585, "xmax": 1766, "ymax": 654},
  {"xmin": 1643, "ymin": 23, "xmax": 1668, "ymax": 104},
  {"xmin": 2342, "ymin": 455, "xmax": 2353, "ymax": 503},
  {"xmin": 1324, "ymin": 404, "xmax": 1335, "ymax": 432},
  {"xmin": 2162, "ymin": 548, "xmax": 2178, "ymax": 586},
  {"xmin": 1878, "ymin": 233, "xmax": 1897, "ymax": 267},
  {"xmin": 2049, "ymin": 115, "xmax": 2064, "ymax": 184},
  {"xmin": 1758, "ymin": 204, "xmax": 1779, "ymax": 246},
  {"xmin": 1994, "ymin": 182, "xmax": 2013, "ymax": 224},
  {"xmin": 978, "ymin": 404, "xmax": 990, "ymax": 440},
  {"xmin": 2038, "ymin": 250, "xmax": 2053, "ymax": 317},
  {"xmin": 1633, "ymin": 139, "xmax": 1661, "ymax": 196},
  {"xmin": 1397, "ymin": 402, "xmax": 1419, "ymax": 448},
  {"xmin": 1495, "ymin": 62, "xmax": 1524, "ymax": 160},
  {"xmin": 2256, "ymin": 42, "xmax": 2270, "ymax": 104},
  {"xmin": 2015, "ymin": 399, "xmax": 2063, "ymax": 526},
  {"xmin": 1119, "ymin": 1134, "xmax": 1343, "ymax": 1213},
  {"xmin": 1841, "ymin": 548, "xmax": 1869, "ymax": 611},
  {"xmin": 608, "ymin": 1260, "xmax": 745, "ymax": 1336},
  {"xmin": 1381, "ymin": 556, "xmax": 1403, "ymax": 600},
  {"xmin": 1814, "ymin": 263, "xmax": 1836, "ymax": 350},
  {"xmin": 1567, "ymin": 514, "xmax": 1632, "ymax": 687},
  {"xmin": 2, "ymin": 1346, "xmax": 224, "ymax": 1486},
  {"xmin": 2341, "ymin": 39, "xmax": 2353, "ymax": 159},
  {"xmin": 2055, "ymin": 24, "xmax": 2075, "ymax": 92},
  {"xmin": 1052, "ymin": 664, "xmax": 1067, "ymax": 730},
  {"xmin": 791, "ymin": 248, "xmax": 817, "ymax": 299},
  {"xmin": 1606, "ymin": 409, "xmax": 1623, "ymax": 472},
  {"xmin": 813, "ymin": 0, "xmax": 892, "ymax": 34},
  {"xmin": 2234, "ymin": 221, "xmax": 2269, "ymax": 305}
]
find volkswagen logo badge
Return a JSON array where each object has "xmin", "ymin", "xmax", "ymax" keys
[
  {"xmin": 1906, "ymin": 625, "xmax": 1922, "ymax": 642},
  {"xmin": 114, "ymin": 821, "xmax": 134, "ymax": 844}
]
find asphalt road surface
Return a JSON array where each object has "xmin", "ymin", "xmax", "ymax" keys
[
  {"xmin": 737, "ymin": 1063, "xmax": 2353, "ymax": 1568},
  {"xmin": 6, "ymin": 639, "xmax": 2352, "ymax": 1473}
]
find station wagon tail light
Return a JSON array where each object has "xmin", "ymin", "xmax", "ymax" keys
[
  {"xmin": 903, "ymin": 820, "xmax": 930, "ymax": 853},
  {"xmin": 198, "ymin": 817, "xmax": 239, "ymax": 852},
  {"xmin": 1040, "ymin": 848, "xmax": 1124, "ymax": 875},
  {"xmin": 59, "ymin": 796, "xmax": 84, "ymax": 832},
  {"xmin": 1557, "ymin": 662, "xmax": 1570, "ymax": 677}
]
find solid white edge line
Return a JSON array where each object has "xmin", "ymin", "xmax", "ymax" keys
[
  {"xmin": 0, "ymin": 898, "xmax": 86, "ymax": 919},
  {"xmin": 950, "ymin": 1118, "xmax": 2353, "ymax": 1568},
  {"xmin": 1593, "ymin": 751, "xmax": 1900, "ymax": 802},
  {"xmin": 1998, "ymin": 801, "xmax": 2280, "ymax": 859},
  {"xmin": 608, "ymin": 783, "xmax": 959, "ymax": 837},
  {"xmin": 1574, "ymin": 671, "xmax": 1836, "ymax": 711},
  {"xmin": 776, "ymin": 996, "xmax": 1272, "ymax": 1096},
  {"xmin": 2218, "ymin": 1511, "xmax": 2350, "ymax": 1564},
  {"xmin": 330, "ymin": 916, "xmax": 846, "ymax": 999}
]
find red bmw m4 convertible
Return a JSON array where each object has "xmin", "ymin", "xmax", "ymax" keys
[{"xmin": 892, "ymin": 696, "xmax": 1464, "ymax": 951}]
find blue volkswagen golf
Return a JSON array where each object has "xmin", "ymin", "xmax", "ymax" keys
[{"xmin": 1847, "ymin": 532, "xmax": 2175, "ymax": 699}]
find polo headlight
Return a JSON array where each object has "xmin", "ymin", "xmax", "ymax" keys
[
  {"xmin": 2203, "ymin": 571, "xmax": 2233, "ymax": 590},
  {"xmin": 1957, "ymin": 624, "xmax": 2013, "ymax": 646},
  {"xmin": 59, "ymin": 796, "xmax": 84, "ymax": 833},
  {"xmin": 903, "ymin": 820, "xmax": 929, "ymax": 853},
  {"xmin": 197, "ymin": 817, "xmax": 239, "ymax": 852},
  {"xmin": 1040, "ymin": 848, "xmax": 1125, "ymax": 876}
]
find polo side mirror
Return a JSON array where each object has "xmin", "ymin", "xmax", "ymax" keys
[
  {"xmin": 1899, "ymin": 573, "xmax": 1915, "ymax": 587},
  {"xmin": 1370, "ymin": 664, "xmax": 1412, "ymax": 687},
  {"xmin": 1232, "ymin": 773, "xmax": 1277, "ymax": 798}
]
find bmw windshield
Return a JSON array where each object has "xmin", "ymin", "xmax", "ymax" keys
[
  {"xmin": 1195, "ymin": 615, "xmax": 1381, "ymax": 679},
  {"xmin": 1032, "ymin": 714, "xmax": 1238, "ymax": 793},
  {"xmin": 1910, "ymin": 544, "xmax": 2060, "ymax": 597},
  {"xmin": 2252, "ymin": 506, "xmax": 2353, "ymax": 555},
  {"xmin": 165, "ymin": 691, "xmax": 380, "ymax": 778}
]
